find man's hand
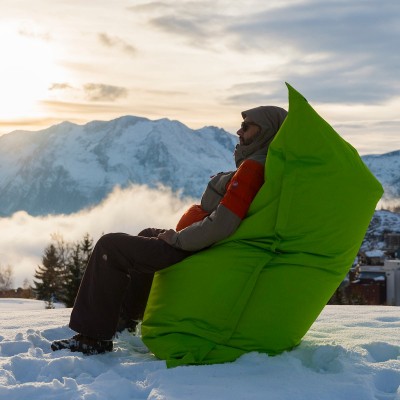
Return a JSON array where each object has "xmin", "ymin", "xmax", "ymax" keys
[{"xmin": 157, "ymin": 229, "xmax": 178, "ymax": 245}]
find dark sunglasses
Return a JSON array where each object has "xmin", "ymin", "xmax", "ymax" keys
[{"xmin": 241, "ymin": 121, "xmax": 260, "ymax": 132}]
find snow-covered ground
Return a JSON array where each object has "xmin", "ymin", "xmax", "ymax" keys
[{"xmin": 0, "ymin": 299, "xmax": 399, "ymax": 400}]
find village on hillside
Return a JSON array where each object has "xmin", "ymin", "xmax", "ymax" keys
[{"xmin": 330, "ymin": 231, "xmax": 400, "ymax": 306}]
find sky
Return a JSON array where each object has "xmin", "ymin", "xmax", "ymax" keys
[{"xmin": 0, "ymin": 0, "xmax": 399, "ymax": 155}]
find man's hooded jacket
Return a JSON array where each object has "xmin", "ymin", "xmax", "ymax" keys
[{"xmin": 164, "ymin": 106, "xmax": 287, "ymax": 251}]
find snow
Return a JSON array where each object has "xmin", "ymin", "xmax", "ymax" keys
[
  {"xmin": 0, "ymin": 299, "xmax": 399, "ymax": 400},
  {"xmin": 369, "ymin": 211, "xmax": 400, "ymax": 236},
  {"xmin": 365, "ymin": 250, "xmax": 385, "ymax": 257}
]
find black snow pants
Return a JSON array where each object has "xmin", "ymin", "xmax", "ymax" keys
[{"xmin": 69, "ymin": 228, "xmax": 194, "ymax": 339}]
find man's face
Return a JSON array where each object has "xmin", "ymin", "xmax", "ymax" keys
[{"xmin": 237, "ymin": 118, "xmax": 261, "ymax": 146}]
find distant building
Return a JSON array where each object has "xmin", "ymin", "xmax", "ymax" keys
[
  {"xmin": 384, "ymin": 233, "xmax": 400, "ymax": 256},
  {"xmin": 383, "ymin": 260, "xmax": 400, "ymax": 306},
  {"xmin": 0, "ymin": 287, "xmax": 33, "ymax": 299},
  {"xmin": 361, "ymin": 250, "xmax": 386, "ymax": 265},
  {"xmin": 349, "ymin": 265, "xmax": 387, "ymax": 305},
  {"xmin": 345, "ymin": 261, "xmax": 400, "ymax": 306}
]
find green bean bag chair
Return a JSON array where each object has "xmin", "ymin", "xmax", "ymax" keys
[{"xmin": 141, "ymin": 83, "xmax": 383, "ymax": 367}]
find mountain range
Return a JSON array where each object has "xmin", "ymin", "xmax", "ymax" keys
[
  {"xmin": 0, "ymin": 116, "xmax": 236, "ymax": 216},
  {"xmin": 0, "ymin": 115, "xmax": 399, "ymax": 217}
]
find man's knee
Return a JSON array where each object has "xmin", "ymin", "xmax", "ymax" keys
[
  {"xmin": 138, "ymin": 227, "xmax": 160, "ymax": 237},
  {"xmin": 96, "ymin": 233, "xmax": 121, "ymax": 253},
  {"xmin": 94, "ymin": 233, "xmax": 129, "ymax": 269}
]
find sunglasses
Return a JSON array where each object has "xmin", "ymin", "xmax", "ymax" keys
[{"xmin": 241, "ymin": 121, "xmax": 260, "ymax": 132}]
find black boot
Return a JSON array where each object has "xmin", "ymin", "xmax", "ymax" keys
[
  {"xmin": 116, "ymin": 316, "xmax": 138, "ymax": 334},
  {"xmin": 51, "ymin": 334, "xmax": 113, "ymax": 355}
]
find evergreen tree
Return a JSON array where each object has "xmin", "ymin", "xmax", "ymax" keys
[
  {"xmin": 80, "ymin": 233, "xmax": 93, "ymax": 267},
  {"xmin": 33, "ymin": 244, "xmax": 63, "ymax": 308},
  {"xmin": 34, "ymin": 233, "xmax": 94, "ymax": 308},
  {"xmin": 60, "ymin": 243, "xmax": 82, "ymax": 307},
  {"xmin": 59, "ymin": 233, "xmax": 93, "ymax": 307}
]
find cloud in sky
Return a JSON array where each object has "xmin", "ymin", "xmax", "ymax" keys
[
  {"xmin": 0, "ymin": 185, "xmax": 194, "ymax": 288},
  {"xmin": 18, "ymin": 27, "xmax": 51, "ymax": 41},
  {"xmin": 150, "ymin": 15, "xmax": 208, "ymax": 42},
  {"xmin": 141, "ymin": 0, "xmax": 399, "ymax": 105},
  {"xmin": 49, "ymin": 83, "xmax": 73, "ymax": 91},
  {"xmin": 226, "ymin": 1, "xmax": 399, "ymax": 104},
  {"xmin": 98, "ymin": 33, "xmax": 137, "ymax": 56},
  {"xmin": 83, "ymin": 83, "xmax": 128, "ymax": 102},
  {"xmin": 48, "ymin": 82, "xmax": 129, "ymax": 103}
]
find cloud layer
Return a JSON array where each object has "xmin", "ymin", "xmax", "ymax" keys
[
  {"xmin": 131, "ymin": 0, "xmax": 399, "ymax": 105},
  {"xmin": 0, "ymin": 185, "xmax": 194, "ymax": 288}
]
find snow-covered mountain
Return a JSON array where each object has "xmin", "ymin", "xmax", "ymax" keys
[
  {"xmin": 362, "ymin": 210, "xmax": 400, "ymax": 250},
  {"xmin": 362, "ymin": 150, "xmax": 400, "ymax": 204},
  {"xmin": 0, "ymin": 115, "xmax": 398, "ymax": 217},
  {"xmin": 0, "ymin": 116, "xmax": 237, "ymax": 216}
]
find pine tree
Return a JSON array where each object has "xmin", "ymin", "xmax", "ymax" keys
[
  {"xmin": 59, "ymin": 233, "xmax": 93, "ymax": 307},
  {"xmin": 80, "ymin": 233, "xmax": 93, "ymax": 267},
  {"xmin": 33, "ymin": 244, "xmax": 63, "ymax": 308},
  {"xmin": 60, "ymin": 243, "xmax": 82, "ymax": 307},
  {"xmin": 34, "ymin": 233, "xmax": 94, "ymax": 308}
]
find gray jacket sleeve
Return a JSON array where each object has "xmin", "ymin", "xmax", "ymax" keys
[{"xmin": 167, "ymin": 204, "xmax": 241, "ymax": 251}]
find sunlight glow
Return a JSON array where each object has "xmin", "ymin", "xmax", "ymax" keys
[{"xmin": 0, "ymin": 25, "xmax": 66, "ymax": 121}]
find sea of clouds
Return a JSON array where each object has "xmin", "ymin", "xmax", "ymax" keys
[{"xmin": 0, "ymin": 185, "xmax": 194, "ymax": 287}]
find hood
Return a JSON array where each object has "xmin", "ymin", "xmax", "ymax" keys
[{"xmin": 234, "ymin": 106, "xmax": 287, "ymax": 167}]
